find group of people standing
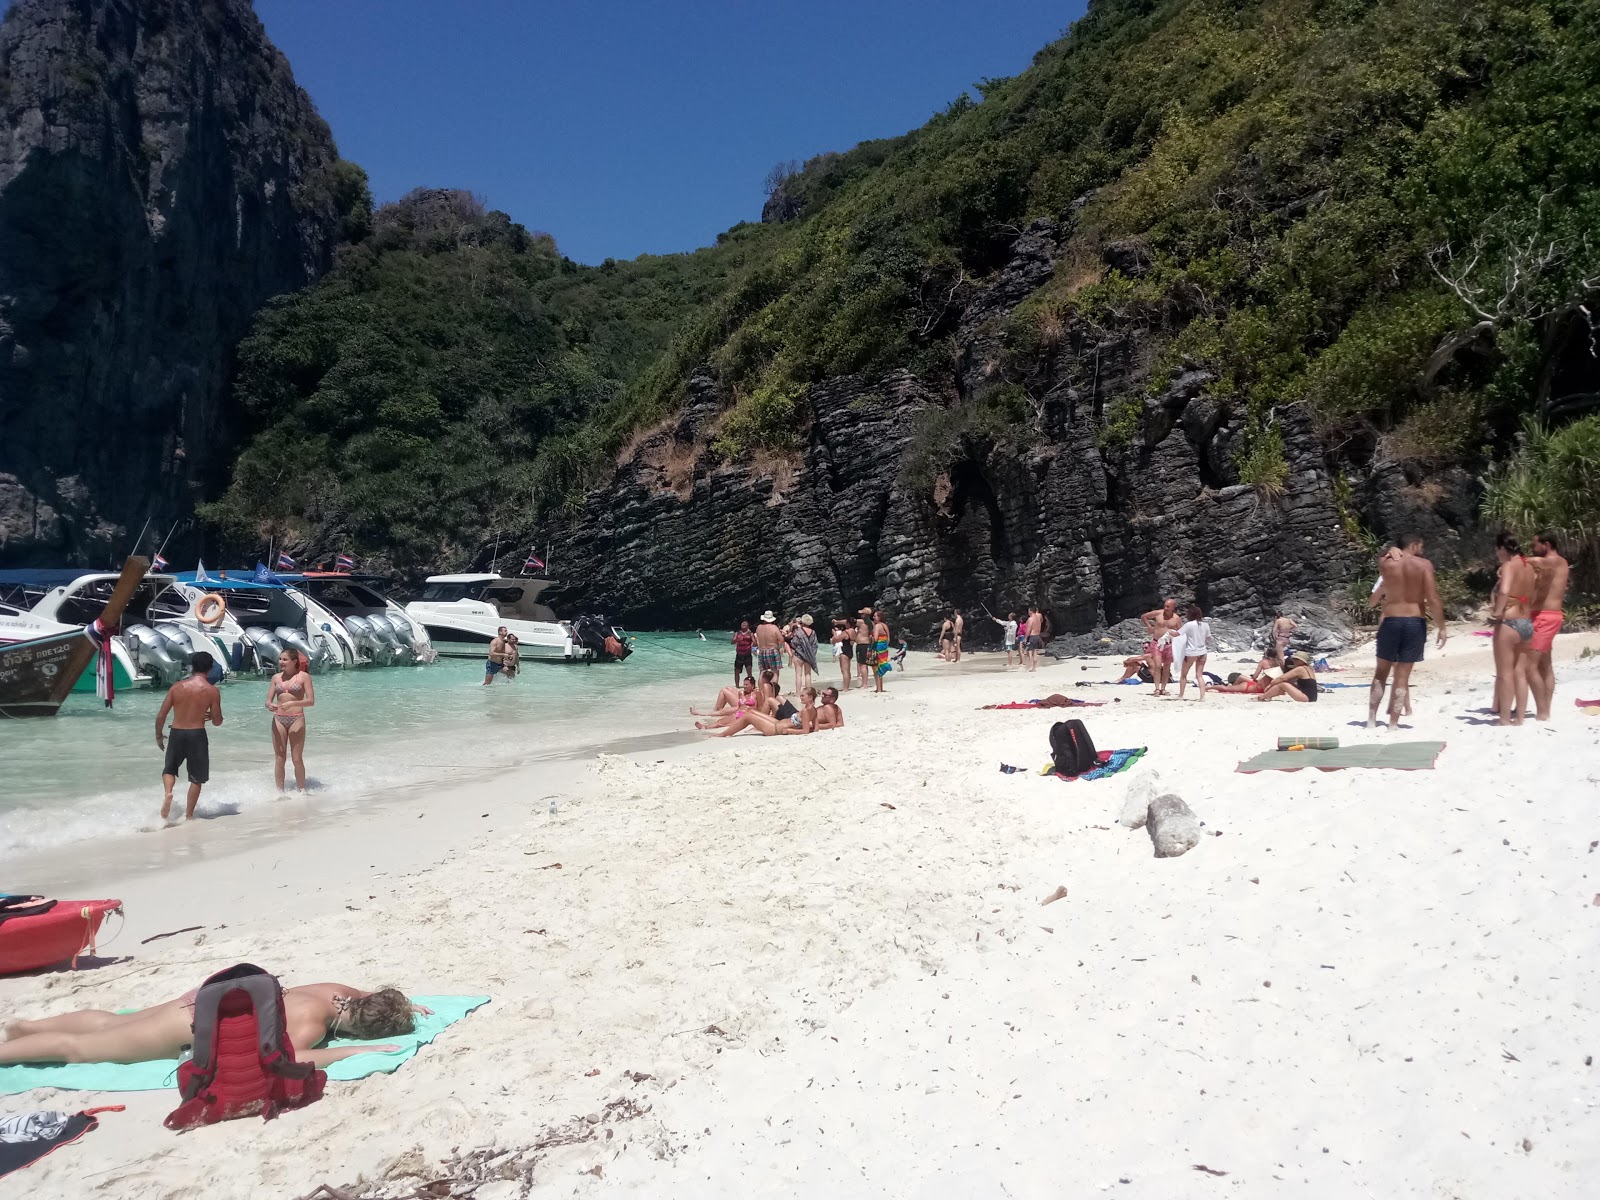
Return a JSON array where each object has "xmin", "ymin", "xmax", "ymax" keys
[
  {"xmin": 154, "ymin": 648, "xmax": 314, "ymax": 822},
  {"xmin": 985, "ymin": 608, "xmax": 1050, "ymax": 671},
  {"xmin": 1364, "ymin": 528, "xmax": 1568, "ymax": 728}
]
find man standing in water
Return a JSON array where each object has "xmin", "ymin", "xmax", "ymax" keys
[
  {"xmin": 484, "ymin": 626, "xmax": 510, "ymax": 685},
  {"xmin": 1367, "ymin": 534, "xmax": 1447, "ymax": 729},
  {"xmin": 155, "ymin": 652, "xmax": 223, "ymax": 823},
  {"xmin": 731, "ymin": 619, "xmax": 755, "ymax": 685},
  {"xmin": 1526, "ymin": 530, "xmax": 1569, "ymax": 720}
]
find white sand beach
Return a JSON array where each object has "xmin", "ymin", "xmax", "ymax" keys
[{"xmin": 5, "ymin": 629, "xmax": 1600, "ymax": 1198}]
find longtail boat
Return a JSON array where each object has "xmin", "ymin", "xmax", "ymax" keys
[{"xmin": 0, "ymin": 557, "xmax": 149, "ymax": 718}]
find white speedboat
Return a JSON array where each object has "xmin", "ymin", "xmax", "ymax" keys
[
  {"xmin": 404, "ymin": 574, "xmax": 631, "ymax": 663},
  {"xmin": 0, "ymin": 569, "xmax": 230, "ymax": 690},
  {"xmin": 283, "ymin": 572, "xmax": 436, "ymax": 665}
]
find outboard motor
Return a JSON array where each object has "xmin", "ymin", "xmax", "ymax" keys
[
  {"xmin": 241, "ymin": 627, "xmax": 287, "ymax": 673},
  {"xmin": 341, "ymin": 615, "xmax": 380, "ymax": 663},
  {"xmin": 308, "ymin": 630, "xmax": 342, "ymax": 673},
  {"xmin": 365, "ymin": 614, "xmax": 406, "ymax": 663},
  {"xmin": 607, "ymin": 625, "xmax": 634, "ymax": 662},
  {"xmin": 273, "ymin": 627, "xmax": 323, "ymax": 673},
  {"xmin": 154, "ymin": 623, "xmax": 225, "ymax": 680},
  {"xmin": 124, "ymin": 624, "xmax": 184, "ymax": 684},
  {"xmin": 384, "ymin": 614, "xmax": 416, "ymax": 649}
]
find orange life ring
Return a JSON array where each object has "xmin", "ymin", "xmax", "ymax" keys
[{"xmin": 195, "ymin": 593, "xmax": 227, "ymax": 626}]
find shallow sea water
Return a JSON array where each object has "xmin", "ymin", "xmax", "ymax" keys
[{"xmin": 0, "ymin": 633, "xmax": 730, "ymax": 865}]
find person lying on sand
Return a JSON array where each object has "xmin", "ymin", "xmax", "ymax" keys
[
  {"xmin": 1252, "ymin": 654, "xmax": 1319, "ymax": 702},
  {"xmin": 0, "ymin": 983, "xmax": 421, "ymax": 1067},
  {"xmin": 817, "ymin": 686, "xmax": 844, "ymax": 728},
  {"xmin": 1212, "ymin": 672, "xmax": 1267, "ymax": 695}
]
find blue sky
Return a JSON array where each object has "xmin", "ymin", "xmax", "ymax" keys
[{"xmin": 246, "ymin": 0, "xmax": 1085, "ymax": 264}]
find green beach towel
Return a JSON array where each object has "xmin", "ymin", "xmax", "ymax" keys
[
  {"xmin": 1236, "ymin": 741, "xmax": 1445, "ymax": 773},
  {"xmin": 0, "ymin": 994, "xmax": 488, "ymax": 1096}
]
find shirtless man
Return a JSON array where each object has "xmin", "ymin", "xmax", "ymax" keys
[
  {"xmin": 1367, "ymin": 534, "xmax": 1446, "ymax": 729},
  {"xmin": 484, "ymin": 626, "xmax": 510, "ymax": 685},
  {"xmin": 853, "ymin": 610, "xmax": 873, "ymax": 689},
  {"xmin": 154, "ymin": 652, "xmax": 223, "ymax": 823},
  {"xmin": 755, "ymin": 610, "xmax": 785, "ymax": 681},
  {"xmin": 0, "ymin": 982, "xmax": 418, "ymax": 1068},
  {"xmin": 952, "ymin": 609, "xmax": 965, "ymax": 663},
  {"xmin": 1140, "ymin": 599, "xmax": 1183, "ymax": 695},
  {"xmin": 818, "ymin": 685, "xmax": 845, "ymax": 728},
  {"xmin": 1525, "ymin": 530, "xmax": 1569, "ymax": 720},
  {"xmin": 1023, "ymin": 605, "xmax": 1044, "ymax": 672}
]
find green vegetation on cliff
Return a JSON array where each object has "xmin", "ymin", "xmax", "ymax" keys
[{"xmin": 211, "ymin": 0, "xmax": 1599, "ymax": 565}]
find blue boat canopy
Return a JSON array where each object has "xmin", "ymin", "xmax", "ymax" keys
[{"xmin": 171, "ymin": 571, "xmax": 287, "ymax": 590}]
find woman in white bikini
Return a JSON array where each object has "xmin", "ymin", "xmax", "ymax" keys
[{"xmin": 267, "ymin": 649, "xmax": 315, "ymax": 792}]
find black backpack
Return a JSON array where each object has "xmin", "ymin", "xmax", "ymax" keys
[{"xmin": 1049, "ymin": 719, "xmax": 1098, "ymax": 776}]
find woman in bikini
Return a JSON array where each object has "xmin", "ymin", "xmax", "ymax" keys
[
  {"xmin": 693, "ymin": 676, "xmax": 760, "ymax": 728},
  {"xmin": 1490, "ymin": 532, "xmax": 1537, "ymax": 726},
  {"xmin": 1, "ymin": 983, "xmax": 418, "ymax": 1068},
  {"xmin": 267, "ymin": 649, "xmax": 315, "ymax": 792},
  {"xmin": 831, "ymin": 620, "xmax": 852, "ymax": 692}
]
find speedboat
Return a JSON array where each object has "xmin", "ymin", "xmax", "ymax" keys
[
  {"xmin": 280, "ymin": 572, "xmax": 436, "ymax": 665},
  {"xmin": 404, "ymin": 574, "xmax": 631, "ymax": 663},
  {"xmin": 0, "ymin": 569, "xmax": 231, "ymax": 691},
  {"xmin": 168, "ymin": 572, "xmax": 351, "ymax": 674}
]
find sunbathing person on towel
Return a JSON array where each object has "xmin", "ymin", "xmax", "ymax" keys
[
  {"xmin": 1, "ymin": 983, "xmax": 420, "ymax": 1067},
  {"xmin": 1252, "ymin": 654, "xmax": 1319, "ymax": 703}
]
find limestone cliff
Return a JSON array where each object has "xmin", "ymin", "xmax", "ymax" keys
[
  {"xmin": 0, "ymin": 0, "xmax": 346, "ymax": 564},
  {"xmin": 515, "ymin": 219, "xmax": 1364, "ymax": 637}
]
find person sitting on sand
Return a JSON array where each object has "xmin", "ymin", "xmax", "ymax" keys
[
  {"xmin": 1252, "ymin": 653, "xmax": 1319, "ymax": 702},
  {"xmin": 0, "ymin": 983, "xmax": 421, "ymax": 1068},
  {"xmin": 708, "ymin": 686, "xmax": 824, "ymax": 737},
  {"xmin": 818, "ymin": 686, "xmax": 845, "ymax": 728},
  {"xmin": 692, "ymin": 675, "xmax": 760, "ymax": 726},
  {"xmin": 1113, "ymin": 654, "xmax": 1153, "ymax": 684}
]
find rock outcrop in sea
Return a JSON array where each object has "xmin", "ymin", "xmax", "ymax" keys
[{"xmin": 0, "ymin": 0, "xmax": 346, "ymax": 564}]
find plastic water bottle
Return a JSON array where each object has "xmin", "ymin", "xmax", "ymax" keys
[{"xmin": 548, "ymin": 796, "xmax": 558, "ymax": 816}]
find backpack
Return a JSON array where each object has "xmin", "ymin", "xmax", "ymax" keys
[
  {"xmin": 1049, "ymin": 719, "xmax": 1098, "ymax": 777},
  {"xmin": 163, "ymin": 964, "xmax": 325, "ymax": 1131}
]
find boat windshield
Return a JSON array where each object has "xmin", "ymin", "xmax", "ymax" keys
[
  {"xmin": 420, "ymin": 581, "xmax": 487, "ymax": 603},
  {"xmin": 54, "ymin": 579, "xmax": 162, "ymax": 626},
  {"xmin": 298, "ymin": 579, "xmax": 390, "ymax": 614}
]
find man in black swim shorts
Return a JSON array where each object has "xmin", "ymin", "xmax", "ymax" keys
[
  {"xmin": 154, "ymin": 652, "xmax": 224, "ymax": 823},
  {"xmin": 1367, "ymin": 535, "xmax": 1447, "ymax": 730}
]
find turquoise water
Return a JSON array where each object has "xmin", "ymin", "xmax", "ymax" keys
[{"xmin": 0, "ymin": 633, "xmax": 731, "ymax": 863}]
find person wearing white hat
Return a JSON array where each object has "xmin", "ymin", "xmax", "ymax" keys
[{"xmin": 755, "ymin": 610, "xmax": 785, "ymax": 678}]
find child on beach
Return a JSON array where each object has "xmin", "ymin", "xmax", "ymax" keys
[{"xmin": 1175, "ymin": 604, "xmax": 1211, "ymax": 701}]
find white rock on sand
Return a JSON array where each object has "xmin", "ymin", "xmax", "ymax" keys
[{"xmin": 4, "ymin": 627, "xmax": 1599, "ymax": 1198}]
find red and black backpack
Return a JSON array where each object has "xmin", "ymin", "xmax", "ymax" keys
[
  {"xmin": 1049, "ymin": 719, "xmax": 1098, "ymax": 777},
  {"xmin": 163, "ymin": 963, "xmax": 325, "ymax": 1130}
]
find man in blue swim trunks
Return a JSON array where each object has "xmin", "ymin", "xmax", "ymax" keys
[
  {"xmin": 1367, "ymin": 535, "xmax": 1447, "ymax": 730},
  {"xmin": 484, "ymin": 626, "xmax": 510, "ymax": 685}
]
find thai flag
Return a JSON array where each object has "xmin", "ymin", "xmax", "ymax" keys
[
  {"xmin": 523, "ymin": 549, "xmax": 545, "ymax": 573},
  {"xmin": 152, "ymin": 552, "xmax": 169, "ymax": 571},
  {"xmin": 336, "ymin": 552, "xmax": 355, "ymax": 571},
  {"xmin": 276, "ymin": 551, "xmax": 296, "ymax": 571}
]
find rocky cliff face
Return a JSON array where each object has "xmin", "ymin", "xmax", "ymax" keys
[
  {"xmin": 518, "ymin": 218, "xmax": 1364, "ymax": 639},
  {"xmin": 0, "ymin": 0, "xmax": 344, "ymax": 565}
]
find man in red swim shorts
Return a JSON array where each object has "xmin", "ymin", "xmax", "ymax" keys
[{"xmin": 1527, "ymin": 530, "xmax": 1569, "ymax": 720}]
